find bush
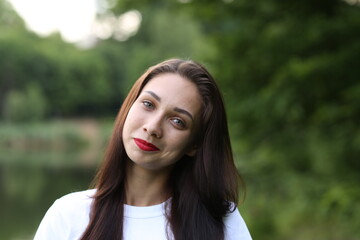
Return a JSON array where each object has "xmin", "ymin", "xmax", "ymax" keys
[{"xmin": 3, "ymin": 83, "xmax": 47, "ymax": 122}]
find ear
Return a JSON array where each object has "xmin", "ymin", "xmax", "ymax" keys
[{"xmin": 186, "ymin": 147, "xmax": 197, "ymax": 157}]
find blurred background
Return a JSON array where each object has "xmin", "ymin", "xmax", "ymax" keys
[{"xmin": 1, "ymin": 0, "xmax": 359, "ymax": 239}]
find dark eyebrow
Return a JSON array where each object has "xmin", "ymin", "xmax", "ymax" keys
[
  {"xmin": 174, "ymin": 107, "xmax": 194, "ymax": 121},
  {"xmin": 144, "ymin": 91, "xmax": 161, "ymax": 102}
]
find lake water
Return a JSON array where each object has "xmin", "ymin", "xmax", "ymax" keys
[{"xmin": 0, "ymin": 153, "xmax": 98, "ymax": 240}]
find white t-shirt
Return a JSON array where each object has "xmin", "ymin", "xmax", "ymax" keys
[{"xmin": 34, "ymin": 189, "xmax": 252, "ymax": 240}]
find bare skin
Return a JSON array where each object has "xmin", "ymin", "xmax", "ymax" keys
[{"xmin": 125, "ymin": 160, "xmax": 172, "ymax": 206}]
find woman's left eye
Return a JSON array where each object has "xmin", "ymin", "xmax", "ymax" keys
[
  {"xmin": 142, "ymin": 100, "xmax": 153, "ymax": 109},
  {"xmin": 171, "ymin": 118, "xmax": 186, "ymax": 128}
]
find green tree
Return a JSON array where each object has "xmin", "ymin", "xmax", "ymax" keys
[
  {"xmin": 3, "ymin": 83, "xmax": 47, "ymax": 122},
  {"xmin": 97, "ymin": 4, "xmax": 216, "ymax": 95}
]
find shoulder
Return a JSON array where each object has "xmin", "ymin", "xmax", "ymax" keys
[
  {"xmin": 34, "ymin": 189, "xmax": 95, "ymax": 240},
  {"xmin": 224, "ymin": 203, "xmax": 252, "ymax": 240},
  {"xmin": 55, "ymin": 189, "xmax": 95, "ymax": 207},
  {"xmin": 52, "ymin": 189, "xmax": 95, "ymax": 221}
]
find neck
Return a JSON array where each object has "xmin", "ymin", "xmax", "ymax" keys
[{"xmin": 125, "ymin": 161, "xmax": 172, "ymax": 206}]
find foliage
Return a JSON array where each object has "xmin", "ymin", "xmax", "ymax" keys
[
  {"xmin": 3, "ymin": 83, "xmax": 47, "ymax": 122},
  {"xmin": 0, "ymin": 0, "xmax": 25, "ymax": 30},
  {"xmin": 94, "ymin": 6, "xmax": 216, "ymax": 97}
]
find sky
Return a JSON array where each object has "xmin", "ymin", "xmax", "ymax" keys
[{"xmin": 7, "ymin": 0, "xmax": 141, "ymax": 44}]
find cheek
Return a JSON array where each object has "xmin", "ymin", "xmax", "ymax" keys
[
  {"xmin": 125, "ymin": 105, "xmax": 142, "ymax": 125},
  {"xmin": 167, "ymin": 132, "xmax": 193, "ymax": 151},
  {"xmin": 123, "ymin": 109, "xmax": 139, "ymax": 137}
]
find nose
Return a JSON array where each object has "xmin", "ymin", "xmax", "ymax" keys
[{"xmin": 143, "ymin": 115, "xmax": 162, "ymax": 138}]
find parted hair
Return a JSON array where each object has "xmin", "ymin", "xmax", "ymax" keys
[{"xmin": 80, "ymin": 59, "xmax": 244, "ymax": 240}]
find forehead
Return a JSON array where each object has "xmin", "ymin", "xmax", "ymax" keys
[{"xmin": 141, "ymin": 73, "xmax": 202, "ymax": 113}]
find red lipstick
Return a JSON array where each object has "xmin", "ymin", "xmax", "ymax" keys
[{"xmin": 134, "ymin": 138, "xmax": 159, "ymax": 151}]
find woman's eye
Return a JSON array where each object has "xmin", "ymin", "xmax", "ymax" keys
[
  {"xmin": 172, "ymin": 118, "xmax": 186, "ymax": 128},
  {"xmin": 142, "ymin": 100, "xmax": 153, "ymax": 109}
]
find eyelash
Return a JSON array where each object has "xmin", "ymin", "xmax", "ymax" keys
[{"xmin": 142, "ymin": 100, "xmax": 187, "ymax": 129}]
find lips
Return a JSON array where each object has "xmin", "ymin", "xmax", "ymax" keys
[{"xmin": 134, "ymin": 138, "xmax": 160, "ymax": 151}]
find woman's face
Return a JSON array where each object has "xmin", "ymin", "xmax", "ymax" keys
[{"xmin": 122, "ymin": 73, "xmax": 202, "ymax": 171}]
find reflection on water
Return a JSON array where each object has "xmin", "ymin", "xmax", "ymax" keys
[{"xmin": 0, "ymin": 153, "xmax": 97, "ymax": 240}]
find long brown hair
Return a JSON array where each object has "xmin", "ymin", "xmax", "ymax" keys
[{"xmin": 80, "ymin": 59, "xmax": 244, "ymax": 240}]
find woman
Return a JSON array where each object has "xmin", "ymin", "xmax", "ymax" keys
[{"xmin": 34, "ymin": 59, "xmax": 252, "ymax": 240}]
